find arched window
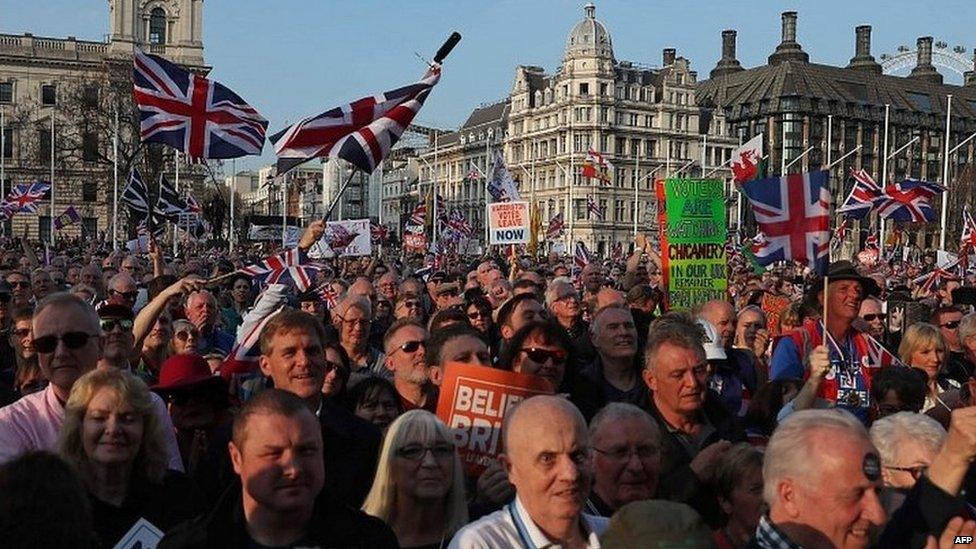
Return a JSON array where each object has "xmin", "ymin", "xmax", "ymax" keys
[{"xmin": 149, "ymin": 8, "xmax": 166, "ymax": 44}]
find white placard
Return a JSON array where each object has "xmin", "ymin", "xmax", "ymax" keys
[
  {"xmin": 318, "ymin": 219, "xmax": 371, "ymax": 257},
  {"xmin": 487, "ymin": 201, "xmax": 529, "ymax": 245},
  {"xmin": 112, "ymin": 517, "xmax": 163, "ymax": 549}
]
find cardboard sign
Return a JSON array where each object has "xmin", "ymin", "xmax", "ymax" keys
[
  {"xmin": 318, "ymin": 219, "xmax": 371, "ymax": 257},
  {"xmin": 656, "ymin": 178, "xmax": 728, "ymax": 310},
  {"xmin": 112, "ymin": 517, "xmax": 163, "ymax": 549},
  {"xmin": 247, "ymin": 224, "xmax": 301, "ymax": 246},
  {"xmin": 487, "ymin": 201, "xmax": 530, "ymax": 245},
  {"xmin": 436, "ymin": 362, "xmax": 554, "ymax": 476},
  {"xmin": 403, "ymin": 232, "xmax": 427, "ymax": 252}
]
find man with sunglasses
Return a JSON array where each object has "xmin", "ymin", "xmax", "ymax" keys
[
  {"xmin": 0, "ymin": 293, "xmax": 184, "ymax": 470},
  {"xmin": 858, "ymin": 296, "xmax": 888, "ymax": 342},
  {"xmin": 932, "ymin": 306, "xmax": 973, "ymax": 385},
  {"xmin": 383, "ymin": 318, "xmax": 436, "ymax": 412},
  {"xmin": 5, "ymin": 271, "xmax": 32, "ymax": 309},
  {"xmin": 106, "ymin": 272, "xmax": 140, "ymax": 312}
]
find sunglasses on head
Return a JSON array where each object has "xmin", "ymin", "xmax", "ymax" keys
[
  {"xmin": 862, "ymin": 313, "xmax": 887, "ymax": 322},
  {"xmin": 100, "ymin": 318, "xmax": 134, "ymax": 333},
  {"xmin": 941, "ymin": 320, "xmax": 961, "ymax": 330},
  {"xmin": 520, "ymin": 347, "xmax": 568, "ymax": 364},
  {"xmin": 33, "ymin": 332, "xmax": 95, "ymax": 353}
]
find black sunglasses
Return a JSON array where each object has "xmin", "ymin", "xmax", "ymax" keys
[
  {"xmin": 862, "ymin": 314, "xmax": 887, "ymax": 322},
  {"xmin": 111, "ymin": 289, "xmax": 139, "ymax": 300},
  {"xmin": 8, "ymin": 281, "xmax": 29, "ymax": 289},
  {"xmin": 393, "ymin": 340, "xmax": 426, "ymax": 354},
  {"xmin": 520, "ymin": 347, "xmax": 568, "ymax": 364},
  {"xmin": 941, "ymin": 321, "xmax": 961, "ymax": 330},
  {"xmin": 33, "ymin": 332, "xmax": 96, "ymax": 353},
  {"xmin": 100, "ymin": 318, "xmax": 134, "ymax": 333}
]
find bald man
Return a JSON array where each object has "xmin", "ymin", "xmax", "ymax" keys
[{"xmin": 449, "ymin": 396, "xmax": 607, "ymax": 548}]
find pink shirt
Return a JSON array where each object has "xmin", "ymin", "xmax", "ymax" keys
[{"xmin": 0, "ymin": 384, "xmax": 184, "ymax": 472}]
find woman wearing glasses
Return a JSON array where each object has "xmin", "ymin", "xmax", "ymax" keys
[
  {"xmin": 169, "ymin": 319, "xmax": 200, "ymax": 356},
  {"xmin": 869, "ymin": 411, "xmax": 945, "ymax": 515},
  {"xmin": 58, "ymin": 368, "xmax": 206, "ymax": 548},
  {"xmin": 498, "ymin": 319, "xmax": 574, "ymax": 393},
  {"xmin": 362, "ymin": 410, "xmax": 468, "ymax": 549},
  {"xmin": 333, "ymin": 296, "xmax": 386, "ymax": 386},
  {"xmin": 898, "ymin": 323, "xmax": 961, "ymax": 413}
]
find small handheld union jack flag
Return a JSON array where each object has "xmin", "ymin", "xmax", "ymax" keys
[
  {"xmin": 370, "ymin": 222, "xmax": 389, "ymax": 245},
  {"xmin": 960, "ymin": 205, "xmax": 976, "ymax": 252},
  {"xmin": 241, "ymin": 248, "xmax": 320, "ymax": 292},
  {"xmin": 546, "ymin": 212, "xmax": 565, "ymax": 239},
  {"xmin": 874, "ymin": 179, "xmax": 945, "ymax": 223},
  {"xmin": 837, "ymin": 169, "xmax": 882, "ymax": 219},
  {"xmin": 133, "ymin": 51, "xmax": 268, "ymax": 161}
]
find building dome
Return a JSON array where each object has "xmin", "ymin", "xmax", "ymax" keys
[{"xmin": 564, "ymin": 3, "xmax": 614, "ymax": 61}]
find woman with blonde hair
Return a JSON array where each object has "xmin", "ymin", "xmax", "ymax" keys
[
  {"xmin": 362, "ymin": 410, "xmax": 468, "ymax": 548},
  {"xmin": 58, "ymin": 368, "xmax": 205, "ymax": 548},
  {"xmin": 898, "ymin": 322, "xmax": 960, "ymax": 414}
]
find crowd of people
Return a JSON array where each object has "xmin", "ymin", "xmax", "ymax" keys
[{"xmin": 0, "ymin": 220, "xmax": 975, "ymax": 548}]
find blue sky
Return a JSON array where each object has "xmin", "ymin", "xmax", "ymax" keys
[{"xmin": 3, "ymin": 0, "xmax": 975, "ymax": 170}]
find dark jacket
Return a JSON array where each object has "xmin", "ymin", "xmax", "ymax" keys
[
  {"xmin": 195, "ymin": 397, "xmax": 382, "ymax": 509},
  {"xmin": 92, "ymin": 469, "xmax": 206, "ymax": 549},
  {"xmin": 158, "ymin": 482, "xmax": 398, "ymax": 549},
  {"xmin": 648, "ymin": 390, "xmax": 743, "ymax": 529}
]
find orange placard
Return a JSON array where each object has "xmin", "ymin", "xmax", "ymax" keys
[{"xmin": 436, "ymin": 362, "xmax": 554, "ymax": 476}]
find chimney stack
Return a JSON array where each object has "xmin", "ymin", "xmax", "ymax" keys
[
  {"xmin": 848, "ymin": 25, "xmax": 882, "ymax": 74},
  {"xmin": 663, "ymin": 48, "xmax": 676, "ymax": 66},
  {"xmin": 910, "ymin": 36, "xmax": 943, "ymax": 84},
  {"xmin": 965, "ymin": 49, "xmax": 976, "ymax": 87},
  {"xmin": 710, "ymin": 29, "xmax": 744, "ymax": 78},
  {"xmin": 768, "ymin": 11, "xmax": 809, "ymax": 65}
]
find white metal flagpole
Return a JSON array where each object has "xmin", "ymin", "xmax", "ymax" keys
[
  {"xmin": 880, "ymin": 104, "xmax": 890, "ymax": 252},
  {"xmin": 1, "ymin": 106, "xmax": 5, "ymax": 204},
  {"xmin": 173, "ymin": 151, "xmax": 180, "ymax": 256},
  {"xmin": 940, "ymin": 95, "xmax": 952, "ymax": 249},
  {"xmin": 230, "ymin": 158, "xmax": 235, "ymax": 253},
  {"xmin": 112, "ymin": 108, "xmax": 119, "ymax": 250},
  {"xmin": 633, "ymin": 151, "xmax": 639, "ymax": 240},
  {"xmin": 281, "ymin": 171, "xmax": 287, "ymax": 247},
  {"xmin": 50, "ymin": 114, "xmax": 55, "ymax": 247}
]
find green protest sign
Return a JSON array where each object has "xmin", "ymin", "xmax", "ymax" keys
[{"xmin": 655, "ymin": 178, "xmax": 728, "ymax": 310}]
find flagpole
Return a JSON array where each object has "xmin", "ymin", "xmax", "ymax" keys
[
  {"xmin": 940, "ymin": 94, "xmax": 952, "ymax": 250},
  {"xmin": 281, "ymin": 171, "xmax": 287, "ymax": 247},
  {"xmin": 1, "ymin": 106, "xmax": 5, "ymax": 209},
  {"xmin": 880, "ymin": 104, "xmax": 890, "ymax": 257},
  {"xmin": 230, "ymin": 158, "xmax": 235, "ymax": 253},
  {"xmin": 485, "ymin": 130, "xmax": 491, "ymax": 253},
  {"xmin": 378, "ymin": 159, "xmax": 384, "ymax": 258},
  {"xmin": 112, "ymin": 108, "xmax": 119, "ymax": 251},
  {"xmin": 633, "ymin": 151, "xmax": 639, "ymax": 240},
  {"xmin": 173, "ymin": 151, "xmax": 180, "ymax": 257},
  {"xmin": 50, "ymin": 114, "xmax": 55, "ymax": 248},
  {"xmin": 780, "ymin": 116, "xmax": 787, "ymax": 176},
  {"xmin": 433, "ymin": 131, "xmax": 440, "ymax": 248},
  {"xmin": 569, "ymin": 115, "xmax": 575, "ymax": 256}
]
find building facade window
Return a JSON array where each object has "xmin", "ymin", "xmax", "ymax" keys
[
  {"xmin": 82, "ymin": 217, "xmax": 98, "ymax": 240},
  {"xmin": 0, "ymin": 82, "xmax": 12, "ymax": 103},
  {"xmin": 83, "ymin": 181, "xmax": 98, "ymax": 202},
  {"xmin": 149, "ymin": 8, "xmax": 167, "ymax": 44},
  {"xmin": 2, "ymin": 128, "xmax": 11, "ymax": 159},
  {"xmin": 41, "ymin": 85, "xmax": 56, "ymax": 106},
  {"xmin": 82, "ymin": 132, "xmax": 98, "ymax": 162},
  {"xmin": 38, "ymin": 128, "xmax": 52, "ymax": 162}
]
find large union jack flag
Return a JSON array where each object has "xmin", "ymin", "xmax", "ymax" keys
[
  {"xmin": 241, "ymin": 248, "xmax": 320, "ymax": 292},
  {"xmin": 546, "ymin": 212, "xmax": 565, "ymax": 239},
  {"xmin": 961, "ymin": 205, "xmax": 976, "ymax": 251},
  {"xmin": 447, "ymin": 209, "xmax": 473, "ymax": 237},
  {"xmin": 874, "ymin": 179, "xmax": 945, "ymax": 223},
  {"xmin": 740, "ymin": 170, "xmax": 831, "ymax": 274},
  {"xmin": 837, "ymin": 168, "xmax": 882, "ymax": 219},
  {"xmin": 133, "ymin": 51, "xmax": 268, "ymax": 161},
  {"xmin": 270, "ymin": 65, "xmax": 441, "ymax": 176},
  {"xmin": 3, "ymin": 182, "xmax": 51, "ymax": 215}
]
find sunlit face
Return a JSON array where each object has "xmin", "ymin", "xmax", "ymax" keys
[
  {"xmin": 644, "ymin": 343, "xmax": 708, "ymax": 416},
  {"xmin": 721, "ymin": 464, "xmax": 765, "ymax": 539},
  {"xmin": 232, "ymin": 279, "xmax": 251, "ymax": 303},
  {"xmin": 338, "ymin": 306, "xmax": 371, "ymax": 348},
  {"xmin": 393, "ymin": 431, "xmax": 455, "ymax": 502},
  {"xmin": 881, "ymin": 438, "xmax": 937, "ymax": 490},
  {"xmin": 321, "ymin": 347, "xmax": 345, "ymax": 397},
  {"xmin": 259, "ymin": 329, "xmax": 326, "ymax": 401},
  {"xmin": 385, "ymin": 325, "xmax": 429, "ymax": 386},
  {"xmin": 502, "ymin": 299, "xmax": 545, "ymax": 340},
  {"xmin": 591, "ymin": 308, "xmax": 637, "ymax": 360},
  {"xmin": 186, "ymin": 292, "xmax": 217, "ymax": 330},
  {"xmin": 936, "ymin": 310, "xmax": 963, "ymax": 350},
  {"xmin": 512, "ymin": 331, "xmax": 567, "ymax": 390},
  {"xmin": 33, "ymin": 303, "xmax": 102, "ymax": 400},
  {"xmin": 736, "ymin": 309, "xmax": 765, "ymax": 349},
  {"xmin": 591, "ymin": 417, "xmax": 660, "ymax": 511},
  {"xmin": 13, "ymin": 318, "xmax": 34, "ymax": 358},
  {"xmin": 909, "ymin": 342, "xmax": 945, "ymax": 380},
  {"xmin": 700, "ymin": 302, "xmax": 735, "ymax": 348},
  {"xmin": 172, "ymin": 323, "xmax": 200, "ymax": 354},
  {"xmin": 827, "ymin": 280, "xmax": 865, "ymax": 322},
  {"xmin": 82, "ymin": 387, "xmax": 145, "ymax": 467},
  {"xmin": 858, "ymin": 299, "xmax": 886, "ymax": 340}
]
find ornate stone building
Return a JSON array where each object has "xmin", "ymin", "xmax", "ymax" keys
[
  {"xmin": 697, "ymin": 11, "xmax": 976, "ymax": 248},
  {"xmin": 0, "ymin": 0, "xmax": 206, "ymax": 241},
  {"xmin": 413, "ymin": 3, "xmax": 738, "ymax": 256}
]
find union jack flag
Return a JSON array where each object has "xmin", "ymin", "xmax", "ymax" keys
[
  {"xmin": 121, "ymin": 169, "xmax": 151, "ymax": 213},
  {"xmin": 137, "ymin": 209, "xmax": 167, "ymax": 239},
  {"xmin": 318, "ymin": 284, "xmax": 341, "ymax": 309},
  {"xmin": 270, "ymin": 65, "xmax": 440, "ymax": 175},
  {"xmin": 865, "ymin": 333, "xmax": 906, "ymax": 369},
  {"xmin": 960, "ymin": 205, "xmax": 976, "ymax": 251},
  {"xmin": 406, "ymin": 202, "xmax": 426, "ymax": 230},
  {"xmin": 837, "ymin": 169, "xmax": 882, "ymax": 219},
  {"xmin": 911, "ymin": 258, "xmax": 961, "ymax": 294},
  {"xmin": 435, "ymin": 194, "xmax": 449, "ymax": 226},
  {"xmin": 611, "ymin": 241, "xmax": 623, "ymax": 261},
  {"xmin": 546, "ymin": 212, "xmax": 565, "ymax": 239},
  {"xmin": 864, "ymin": 233, "xmax": 879, "ymax": 251},
  {"xmin": 740, "ymin": 170, "xmax": 831, "ymax": 274},
  {"xmin": 465, "ymin": 167, "xmax": 481, "ymax": 181},
  {"xmin": 586, "ymin": 195, "xmax": 604, "ymax": 219},
  {"xmin": 581, "ymin": 148, "xmax": 612, "ymax": 184},
  {"xmin": 831, "ymin": 218, "xmax": 849, "ymax": 251},
  {"xmin": 370, "ymin": 222, "xmax": 389, "ymax": 244},
  {"xmin": 574, "ymin": 241, "xmax": 594, "ymax": 269},
  {"xmin": 225, "ymin": 306, "xmax": 285, "ymax": 365},
  {"xmin": 750, "ymin": 231, "xmax": 768, "ymax": 255},
  {"xmin": 133, "ymin": 50, "xmax": 268, "ymax": 160},
  {"xmin": 240, "ymin": 248, "xmax": 320, "ymax": 292},
  {"xmin": 447, "ymin": 209, "xmax": 473, "ymax": 237},
  {"xmin": 874, "ymin": 179, "xmax": 945, "ymax": 223},
  {"xmin": 3, "ymin": 182, "xmax": 51, "ymax": 214}
]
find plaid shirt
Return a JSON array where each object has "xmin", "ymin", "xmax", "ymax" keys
[{"xmin": 754, "ymin": 516, "xmax": 802, "ymax": 549}]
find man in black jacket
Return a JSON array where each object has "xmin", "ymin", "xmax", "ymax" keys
[
  {"xmin": 640, "ymin": 312, "xmax": 740, "ymax": 528},
  {"xmin": 160, "ymin": 389, "xmax": 396, "ymax": 548}
]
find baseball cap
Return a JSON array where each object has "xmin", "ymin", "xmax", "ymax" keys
[{"xmin": 696, "ymin": 318, "xmax": 727, "ymax": 360}]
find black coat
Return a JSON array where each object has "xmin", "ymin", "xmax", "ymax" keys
[
  {"xmin": 158, "ymin": 482, "xmax": 398, "ymax": 549},
  {"xmin": 91, "ymin": 470, "xmax": 206, "ymax": 549},
  {"xmin": 647, "ymin": 391, "xmax": 743, "ymax": 529},
  {"xmin": 194, "ymin": 397, "xmax": 382, "ymax": 509}
]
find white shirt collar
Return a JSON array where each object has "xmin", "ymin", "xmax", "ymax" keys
[{"xmin": 512, "ymin": 496, "xmax": 602, "ymax": 548}]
